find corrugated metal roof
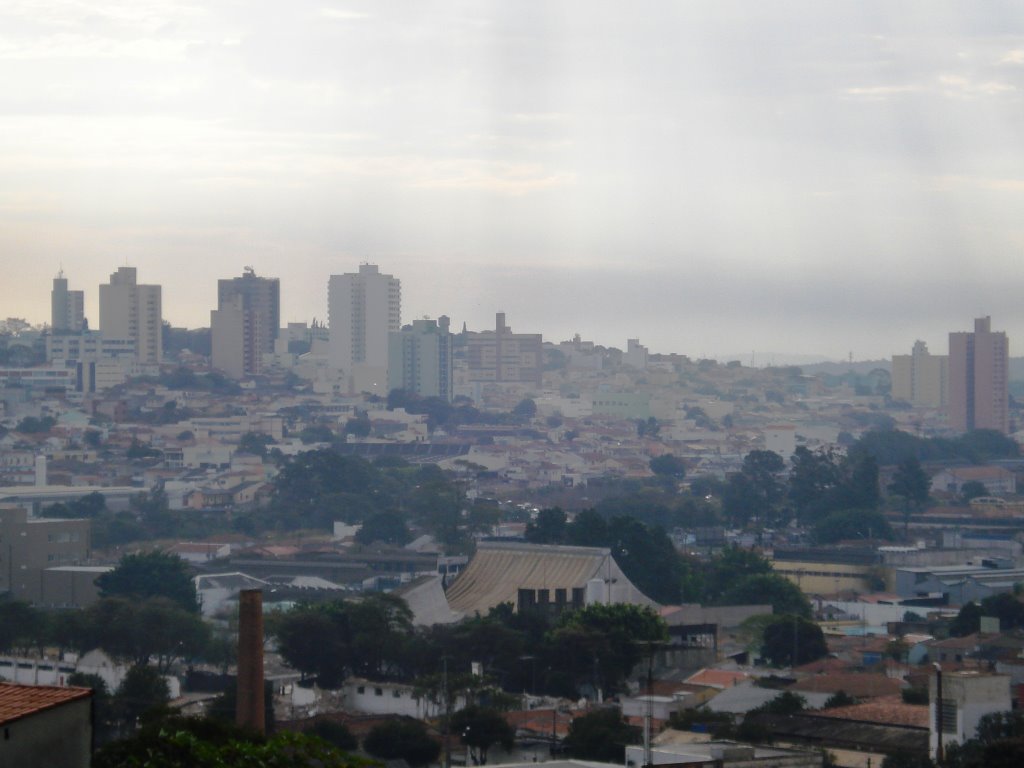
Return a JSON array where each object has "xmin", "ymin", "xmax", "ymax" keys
[{"xmin": 445, "ymin": 542, "xmax": 655, "ymax": 614}]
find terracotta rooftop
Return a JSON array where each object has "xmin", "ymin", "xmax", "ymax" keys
[
  {"xmin": 789, "ymin": 672, "xmax": 903, "ymax": 699},
  {"xmin": 806, "ymin": 695, "xmax": 929, "ymax": 728},
  {"xmin": 0, "ymin": 683, "xmax": 92, "ymax": 725},
  {"xmin": 684, "ymin": 668, "xmax": 749, "ymax": 688}
]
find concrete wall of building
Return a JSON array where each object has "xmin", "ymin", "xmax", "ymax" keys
[{"xmin": 0, "ymin": 696, "xmax": 92, "ymax": 768}]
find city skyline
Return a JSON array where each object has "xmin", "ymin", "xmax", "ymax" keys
[{"xmin": 3, "ymin": 3, "xmax": 1024, "ymax": 360}]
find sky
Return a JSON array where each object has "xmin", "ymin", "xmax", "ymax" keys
[{"xmin": 2, "ymin": 1, "xmax": 1024, "ymax": 362}]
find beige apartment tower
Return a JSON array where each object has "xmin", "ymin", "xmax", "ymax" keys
[
  {"xmin": 212, "ymin": 268, "xmax": 280, "ymax": 378},
  {"xmin": 891, "ymin": 340, "xmax": 947, "ymax": 408},
  {"xmin": 99, "ymin": 267, "xmax": 162, "ymax": 364},
  {"xmin": 948, "ymin": 317, "xmax": 1009, "ymax": 434},
  {"xmin": 465, "ymin": 312, "xmax": 543, "ymax": 387}
]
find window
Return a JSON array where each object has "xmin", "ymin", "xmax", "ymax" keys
[
  {"xmin": 375, "ymin": 688, "xmax": 383, "ymax": 696},
  {"xmin": 940, "ymin": 699, "xmax": 957, "ymax": 734},
  {"xmin": 357, "ymin": 686, "xmax": 365, "ymax": 694}
]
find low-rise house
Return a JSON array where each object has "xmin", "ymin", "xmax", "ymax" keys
[{"xmin": 0, "ymin": 682, "xmax": 93, "ymax": 768}]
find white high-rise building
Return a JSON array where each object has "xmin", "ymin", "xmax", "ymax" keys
[
  {"xmin": 99, "ymin": 266, "xmax": 162, "ymax": 364},
  {"xmin": 328, "ymin": 264, "xmax": 401, "ymax": 394}
]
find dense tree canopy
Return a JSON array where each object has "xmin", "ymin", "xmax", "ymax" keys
[
  {"xmin": 563, "ymin": 707, "xmax": 638, "ymax": 762},
  {"xmin": 363, "ymin": 718, "xmax": 440, "ymax": 767},
  {"xmin": 95, "ymin": 551, "xmax": 199, "ymax": 613}
]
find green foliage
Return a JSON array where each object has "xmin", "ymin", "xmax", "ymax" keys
[
  {"xmin": 649, "ymin": 453, "xmax": 687, "ymax": 479},
  {"xmin": 760, "ymin": 615, "xmax": 828, "ymax": 667},
  {"xmin": 719, "ymin": 573, "xmax": 812, "ymax": 619},
  {"xmin": 113, "ymin": 664, "xmax": 171, "ymax": 728},
  {"xmin": 812, "ymin": 508, "xmax": 894, "ymax": 544},
  {"xmin": 943, "ymin": 711, "xmax": 1024, "ymax": 768},
  {"xmin": 0, "ymin": 600, "xmax": 46, "ymax": 653},
  {"xmin": 823, "ymin": 690, "xmax": 856, "ymax": 709},
  {"xmin": 854, "ymin": 428, "xmax": 1019, "ymax": 466},
  {"xmin": 952, "ymin": 593, "xmax": 1024, "ymax": 637},
  {"xmin": 722, "ymin": 450, "xmax": 786, "ymax": 527},
  {"xmin": 549, "ymin": 603, "xmax": 667, "ymax": 695},
  {"xmin": 93, "ymin": 715, "xmax": 372, "ymax": 768},
  {"xmin": 355, "ymin": 511, "xmax": 411, "ymax": 546},
  {"xmin": 238, "ymin": 431, "xmax": 275, "ymax": 456},
  {"xmin": 450, "ymin": 705, "xmax": 515, "ymax": 765},
  {"xmin": 525, "ymin": 507, "xmax": 568, "ymax": 543},
  {"xmin": 269, "ymin": 594, "xmax": 414, "ymax": 688},
  {"xmin": 751, "ymin": 690, "xmax": 807, "ymax": 715},
  {"xmin": 304, "ymin": 720, "xmax": 358, "ymax": 751},
  {"xmin": 82, "ymin": 597, "xmax": 211, "ymax": 670},
  {"xmin": 15, "ymin": 415, "xmax": 56, "ymax": 433},
  {"xmin": 512, "ymin": 398, "xmax": 538, "ymax": 420},
  {"xmin": 96, "ymin": 550, "xmax": 199, "ymax": 613},
  {"xmin": 789, "ymin": 447, "xmax": 880, "ymax": 523},
  {"xmin": 702, "ymin": 546, "xmax": 772, "ymax": 604},
  {"xmin": 363, "ymin": 718, "xmax": 440, "ymax": 767},
  {"xmin": 961, "ymin": 480, "xmax": 990, "ymax": 502},
  {"xmin": 563, "ymin": 707, "xmax": 639, "ymax": 762}
]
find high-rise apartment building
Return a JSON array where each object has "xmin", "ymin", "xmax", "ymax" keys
[
  {"xmin": 948, "ymin": 316, "xmax": 1009, "ymax": 434},
  {"xmin": 211, "ymin": 268, "xmax": 280, "ymax": 378},
  {"xmin": 892, "ymin": 340, "xmax": 948, "ymax": 408},
  {"xmin": 388, "ymin": 316, "xmax": 453, "ymax": 401},
  {"xmin": 465, "ymin": 312, "xmax": 543, "ymax": 387},
  {"xmin": 50, "ymin": 271, "xmax": 85, "ymax": 333},
  {"xmin": 328, "ymin": 264, "xmax": 401, "ymax": 394},
  {"xmin": 99, "ymin": 267, "xmax": 162, "ymax": 364}
]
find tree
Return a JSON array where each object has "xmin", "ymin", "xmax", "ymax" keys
[
  {"xmin": 549, "ymin": 603, "xmax": 667, "ymax": 695},
  {"xmin": 761, "ymin": 615, "xmax": 828, "ymax": 666},
  {"xmin": 823, "ymin": 690, "xmax": 857, "ymax": 709},
  {"xmin": 812, "ymin": 508, "xmax": 894, "ymax": 544},
  {"xmin": 355, "ymin": 511, "xmax": 411, "ymax": 546},
  {"xmin": 719, "ymin": 573, "xmax": 812, "ymax": 619},
  {"xmin": 238, "ymin": 431, "xmax": 275, "ymax": 456},
  {"xmin": 525, "ymin": 507, "xmax": 567, "ymax": 544},
  {"xmin": 451, "ymin": 705, "xmax": 515, "ymax": 765},
  {"xmin": 512, "ymin": 398, "xmax": 537, "ymax": 420},
  {"xmin": 563, "ymin": 707, "xmax": 638, "ymax": 762},
  {"xmin": 304, "ymin": 720, "xmax": 358, "ymax": 752},
  {"xmin": 0, "ymin": 600, "xmax": 46, "ymax": 654},
  {"xmin": 363, "ymin": 718, "xmax": 440, "ymax": 767},
  {"xmin": 752, "ymin": 690, "xmax": 807, "ymax": 715},
  {"xmin": 649, "ymin": 454, "xmax": 686, "ymax": 480},
  {"xmin": 950, "ymin": 601, "xmax": 983, "ymax": 637},
  {"xmin": 112, "ymin": 664, "xmax": 170, "ymax": 730},
  {"xmin": 84, "ymin": 597, "xmax": 210, "ymax": 670},
  {"xmin": 889, "ymin": 457, "xmax": 931, "ymax": 536},
  {"xmin": 702, "ymin": 546, "xmax": 772, "ymax": 604},
  {"xmin": 96, "ymin": 550, "xmax": 199, "ymax": 613},
  {"xmin": 961, "ymin": 480, "xmax": 990, "ymax": 503}
]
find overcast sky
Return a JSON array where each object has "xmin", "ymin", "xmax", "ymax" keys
[{"xmin": 3, "ymin": 1, "xmax": 1024, "ymax": 361}]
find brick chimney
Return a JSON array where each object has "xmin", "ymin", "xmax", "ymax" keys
[{"xmin": 236, "ymin": 589, "xmax": 265, "ymax": 733}]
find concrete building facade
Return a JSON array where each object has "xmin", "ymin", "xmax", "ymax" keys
[
  {"xmin": 388, "ymin": 316, "xmax": 453, "ymax": 401},
  {"xmin": 0, "ymin": 505, "xmax": 91, "ymax": 602},
  {"xmin": 328, "ymin": 264, "xmax": 401, "ymax": 395},
  {"xmin": 948, "ymin": 317, "xmax": 1009, "ymax": 434},
  {"xmin": 50, "ymin": 272, "xmax": 85, "ymax": 333},
  {"xmin": 99, "ymin": 266, "xmax": 162, "ymax": 364},
  {"xmin": 892, "ymin": 340, "xmax": 948, "ymax": 408},
  {"xmin": 212, "ymin": 268, "xmax": 280, "ymax": 378},
  {"xmin": 929, "ymin": 671, "xmax": 1011, "ymax": 760},
  {"xmin": 465, "ymin": 312, "xmax": 543, "ymax": 387}
]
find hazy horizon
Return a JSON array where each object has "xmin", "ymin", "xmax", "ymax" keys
[{"xmin": 3, "ymin": 2, "xmax": 1023, "ymax": 361}]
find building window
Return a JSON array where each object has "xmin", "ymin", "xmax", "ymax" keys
[
  {"xmin": 375, "ymin": 688, "xmax": 383, "ymax": 696},
  {"xmin": 357, "ymin": 686, "xmax": 365, "ymax": 694},
  {"xmin": 940, "ymin": 699, "xmax": 957, "ymax": 733}
]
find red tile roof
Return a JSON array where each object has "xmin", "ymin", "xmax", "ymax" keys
[
  {"xmin": 806, "ymin": 695, "xmax": 928, "ymax": 728},
  {"xmin": 0, "ymin": 683, "xmax": 92, "ymax": 725},
  {"xmin": 790, "ymin": 673, "xmax": 903, "ymax": 698}
]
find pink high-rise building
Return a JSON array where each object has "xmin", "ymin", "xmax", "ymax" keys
[{"xmin": 948, "ymin": 316, "xmax": 1009, "ymax": 434}]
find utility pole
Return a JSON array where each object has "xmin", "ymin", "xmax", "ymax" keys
[
  {"xmin": 934, "ymin": 663, "xmax": 944, "ymax": 766},
  {"xmin": 443, "ymin": 657, "xmax": 451, "ymax": 768}
]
